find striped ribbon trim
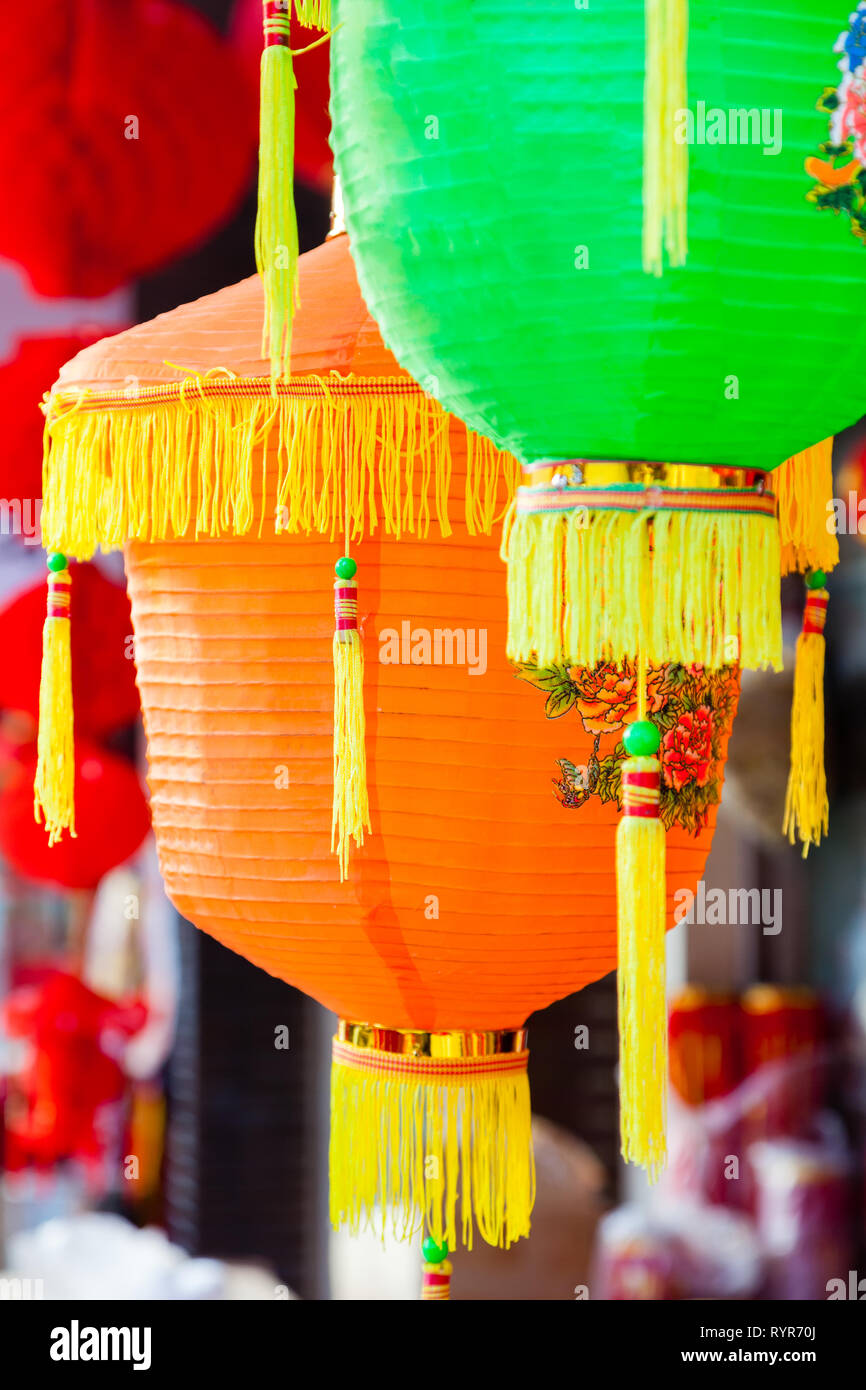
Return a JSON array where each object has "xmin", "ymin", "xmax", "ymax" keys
[
  {"xmin": 334, "ymin": 582, "xmax": 358, "ymax": 634},
  {"xmin": 515, "ymin": 484, "xmax": 777, "ymax": 518},
  {"xmin": 332, "ymin": 1038, "xmax": 530, "ymax": 1081},
  {"xmin": 262, "ymin": 2, "xmax": 291, "ymax": 45},
  {"xmin": 46, "ymin": 575, "xmax": 71, "ymax": 620},
  {"xmin": 622, "ymin": 765, "xmax": 661, "ymax": 820},
  {"xmin": 422, "ymin": 1265, "xmax": 452, "ymax": 1300},
  {"xmin": 46, "ymin": 374, "xmax": 431, "ymax": 418},
  {"xmin": 803, "ymin": 591, "xmax": 828, "ymax": 637}
]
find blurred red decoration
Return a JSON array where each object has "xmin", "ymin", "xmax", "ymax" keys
[
  {"xmin": 0, "ymin": 1, "xmax": 257, "ymax": 297},
  {"xmin": 0, "ymin": 335, "xmax": 109, "ymax": 502},
  {"xmin": 836, "ymin": 429, "xmax": 866, "ymax": 543},
  {"xmin": 232, "ymin": 0, "xmax": 332, "ymax": 192},
  {"xmin": 741, "ymin": 985, "xmax": 824, "ymax": 1140},
  {"xmin": 669, "ymin": 986, "xmax": 741, "ymax": 1106},
  {"xmin": 0, "ymin": 564, "xmax": 140, "ymax": 739},
  {"xmin": 0, "ymin": 740, "xmax": 150, "ymax": 890},
  {"xmin": 2, "ymin": 971, "xmax": 147, "ymax": 1173}
]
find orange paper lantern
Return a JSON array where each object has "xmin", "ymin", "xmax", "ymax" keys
[{"xmin": 40, "ymin": 234, "xmax": 738, "ymax": 1247}]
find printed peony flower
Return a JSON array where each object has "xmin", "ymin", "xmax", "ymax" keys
[
  {"xmin": 662, "ymin": 706, "xmax": 714, "ymax": 792},
  {"xmin": 832, "ymin": 72, "xmax": 866, "ymax": 165},
  {"xmin": 569, "ymin": 663, "xmax": 671, "ymax": 735}
]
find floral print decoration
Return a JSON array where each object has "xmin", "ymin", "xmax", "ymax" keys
[
  {"xmin": 518, "ymin": 660, "xmax": 740, "ymax": 836},
  {"xmin": 806, "ymin": 3, "xmax": 866, "ymax": 242}
]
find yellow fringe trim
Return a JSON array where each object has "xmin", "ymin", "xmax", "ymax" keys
[
  {"xmin": 616, "ymin": 758, "xmax": 667, "ymax": 1177},
  {"xmin": 34, "ymin": 614, "xmax": 75, "ymax": 845},
  {"xmin": 465, "ymin": 431, "xmax": 522, "ymax": 537},
  {"xmin": 329, "ymin": 1059, "xmax": 535, "ymax": 1251},
  {"xmin": 643, "ymin": 0, "xmax": 689, "ymax": 275},
  {"xmin": 776, "ymin": 439, "xmax": 839, "ymax": 576},
  {"xmin": 41, "ymin": 382, "xmax": 518, "ymax": 559},
  {"xmin": 332, "ymin": 629, "xmax": 370, "ymax": 881},
  {"xmin": 784, "ymin": 602, "xmax": 829, "ymax": 858},
  {"xmin": 502, "ymin": 504, "xmax": 782, "ymax": 672},
  {"xmin": 294, "ymin": 1, "xmax": 330, "ymax": 24}
]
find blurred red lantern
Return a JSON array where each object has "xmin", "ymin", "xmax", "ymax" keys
[
  {"xmin": 0, "ymin": 1, "xmax": 257, "ymax": 298},
  {"xmin": 0, "ymin": 335, "xmax": 109, "ymax": 502},
  {"xmin": 0, "ymin": 564, "xmax": 140, "ymax": 740},
  {"xmin": 3, "ymin": 971, "xmax": 147, "ymax": 1173},
  {"xmin": 232, "ymin": 0, "xmax": 332, "ymax": 192},
  {"xmin": 669, "ymin": 987, "xmax": 742, "ymax": 1107},
  {"xmin": 0, "ymin": 741, "xmax": 150, "ymax": 890}
]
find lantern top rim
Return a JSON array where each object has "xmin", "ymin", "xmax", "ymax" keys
[{"xmin": 51, "ymin": 234, "xmax": 406, "ymax": 398}]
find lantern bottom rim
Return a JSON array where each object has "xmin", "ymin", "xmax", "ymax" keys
[{"xmin": 334, "ymin": 1019, "xmax": 528, "ymax": 1070}]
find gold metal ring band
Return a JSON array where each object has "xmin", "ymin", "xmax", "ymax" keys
[
  {"xmin": 521, "ymin": 460, "xmax": 767, "ymax": 490},
  {"xmin": 336, "ymin": 1019, "xmax": 529, "ymax": 1058}
]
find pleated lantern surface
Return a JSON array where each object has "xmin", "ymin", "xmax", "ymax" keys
[
  {"xmin": 331, "ymin": 0, "xmax": 865, "ymax": 470},
  {"xmin": 41, "ymin": 234, "xmax": 739, "ymax": 1248},
  {"xmin": 329, "ymin": 1, "xmax": 847, "ymax": 696}
]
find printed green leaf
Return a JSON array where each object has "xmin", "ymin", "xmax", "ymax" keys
[{"xmin": 545, "ymin": 687, "xmax": 577, "ymax": 718}]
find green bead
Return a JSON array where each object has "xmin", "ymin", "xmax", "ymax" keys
[
  {"xmin": 47, "ymin": 553, "xmax": 68, "ymax": 573},
  {"xmin": 805, "ymin": 568, "xmax": 826, "ymax": 590},
  {"xmin": 335, "ymin": 556, "xmax": 357, "ymax": 580},
  {"xmin": 421, "ymin": 1236, "xmax": 449, "ymax": 1265},
  {"xmin": 623, "ymin": 719, "xmax": 660, "ymax": 757}
]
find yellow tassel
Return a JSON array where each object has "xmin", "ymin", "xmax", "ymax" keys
[
  {"xmin": 34, "ymin": 559, "xmax": 76, "ymax": 845},
  {"xmin": 784, "ymin": 585, "xmax": 829, "ymax": 857},
  {"xmin": 329, "ymin": 1032, "xmax": 535, "ymax": 1250},
  {"xmin": 616, "ymin": 752, "xmax": 667, "ymax": 1177},
  {"xmin": 41, "ymin": 381, "xmax": 518, "ymax": 560},
  {"xmin": 257, "ymin": 5, "xmax": 299, "ymax": 382},
  {"xmin": 502, "ymin": 497, "xmax": 782, "ymax": 672},
  {"xmin": 776, "ymin": 438, "xmax": 839, "ymax": 576},
  {"xmin": 643, "ymin": 0, "xmax": 689, "ymax": 275},
  {"xmin": 332, "ymin": 563, "xmax": 370, "ymax": 879}
]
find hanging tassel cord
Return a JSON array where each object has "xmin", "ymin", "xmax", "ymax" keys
[
  {"xmin": 256, "ymin": 7, "xmax": 341, "ymax": 383},
  {"xmin": 34, "ymin": 555, "xmax": 76, "ymax": 845},
  {"xmin": 616, "ymin": 648, "xmax": 668, "ymax": 1177},
  {"xmin": 643, "ymin": 0, "xmax": 689, "ymax": 276},
  {"xmin": 784, "ymin": 575, "xmax": 829, "ymax": 858},
  {"xmin": 331, "ymin": 477, "xmax": 370, "ymax": 879},
  {"xmin": 257, "ymin": 3, "xmax": 297, "ymax": 382}
]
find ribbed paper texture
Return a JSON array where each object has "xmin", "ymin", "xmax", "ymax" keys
[{"xmin": 331, "ymin": 0, "xmax": 866, "ymax": 468}]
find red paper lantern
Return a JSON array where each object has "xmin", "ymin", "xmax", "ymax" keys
[
  {"xmin": 0, "ymin": 565, "xmax": 140, "ymax": 740},
  {"xmin": 0, "ymin": 741, "xmax": 150, "ymax": 890},
  {"xmin": 3, "ymin": 971, "xmax": 147, "ymax": 1172},
  {"xmin": 232, "ymin": 0, "xmax": 332, "ymax": 192},
  {"xmin": 0, "ymin": 335, "xmax": 108, "ymax": 503},
  {"xmin": 0, "ymin": 1, "xmax": 257, "ymax": 297}
]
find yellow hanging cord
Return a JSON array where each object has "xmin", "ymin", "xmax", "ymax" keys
[
  {"xmin": 643, "ymin": 0, "xmax": 689, "ymax": 275},
  {"xmin": 331, "ymin": 468, "xmax": 370, "ymax": 878},
  {"xmin": 784, "ymin": 576, "xmax": 829, "ymax": 857},
  {"xmin": 616, "ymin": 639, "xmax": 668, "ymax": 1176},
  {"xmin": 34, "ymin": 556, "xmax": 76, "ymax": 844}
]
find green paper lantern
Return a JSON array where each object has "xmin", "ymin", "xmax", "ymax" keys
[{"xmin": 331, "ymin": 0, "xmax": 866, "ymax": 469}]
